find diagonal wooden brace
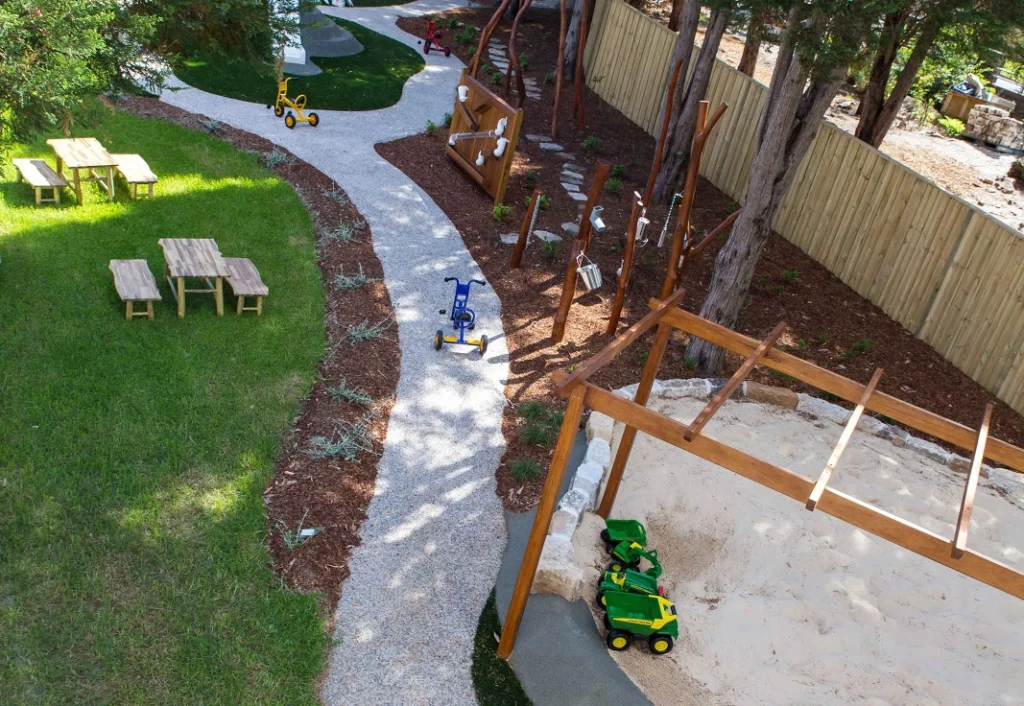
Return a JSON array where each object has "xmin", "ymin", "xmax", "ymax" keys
[
  {"xmin": 952, "ymin": 403, "xmax": 993, "ymax": 559},
  {"xmin": 807, "ymin": 367, "xmax": 883, "ymax": 511}
]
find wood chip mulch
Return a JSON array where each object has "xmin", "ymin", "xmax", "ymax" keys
[
  {"xmin": 386, "ymin": 9, "xmax": 1024, "ymax": 512},
  {"xmin": 120, "ymin": 96, "xmax": 400, "ymax": 614}
]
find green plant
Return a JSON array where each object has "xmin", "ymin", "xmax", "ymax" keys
[
  {"xmin": 306, "ymin": 413, "xmax": 377, "ymax": 460},
  {"xmin": 796, "ymin": 337, "xmax": 809, "ymax": 351},
  {"xmin": 606, "ymin": 177, "xmax": 622, "ymax": 194},
  {"xmin": 518, "ymin": 400, "xmax": 549, "ymax": 422},
  {"xmin": 347, "ymin": 317, "xmax": 392, "ymax": 345},
  {"xmin": 454, "ymin": 25, "xmax": 478, "ymax": 45},
  {"xmin": 519, "ymin": 53, "xmax": 529, "ymax": 71},
  {"xmin": 447, "ymin": 16, "xmax": 459, "ymax": 29},
  {"xmin": 637, "ymin": 350, "xmax": 649, "ymax": 364},
  {"xmin": 937, "ymin": 115, "xmax": 964, "ymax": 137},
  {"xmin": 277, "ymin": 510, "xmax": 318, "ymax": 551},
  {"xmin": 328, "ymin": 379, "xmax": 373, "ymax": 406},
  {"xmin": 583, "ymin": 136, "xmax": 601, "ymax": 155},
  {"xmin": 201, "ymin": 118, "xmax": 223, "ymax": 134},
  {"xmin": 261, "ymin": 148, "xmax": 296, "ymax": 168},
  {"xmin": 611, "ymin": 164, "xmax": 626, "ymax": 178},
  {"xmin": 492, "ymin": 203, "xmax": 512, "ymax": 221},
  {"xmin": 472, "ymin": 591, "xmax": 532, "ymax": 705},
  {"xmin": 817, "ymin": 332, "xmax": 829, "ymax": 344},
  {"xmin": 782, "ymin": 269, "xmax": 799, "ymax": 282},
  {"xmin": 426, "ymin": 119, "xmax": 437, "ymax": 136},
  {"xmin": 683, "ymin": 357, "xmax": 698, "ymax": 371},
  {"xmin": 510, "ymin": 459, "xmax": 541, "ymax": 482},
  {"xmin": 334, "ymin": 264, "xmax": 380, "ymax": 290},
  {"xmin": 524, "ymin": 170, "xmax": 538, "ymax": 188},
  {"xmin": 489, "ymin": 72, "xmax": 502, "ymax": 86},
  {"xmin": 443, "ymin": 111, "xmax": 453, "ymax": 128},
  {"xmin": 541, "ymin": 239, "xmax": 561, "ymax": 260},
  {"xmin": 322, "ymin": 184, "xmax": 350, "ymax": 205},
  {"xmin": 517, "ymin": 402, "xmax": 563, "ymax": 449},
  {"xmin": 467, "ymin": 45, "xmax": 477, "ymax": 58},
  {"xmin": 481, "ymin": 63, "xmax": 493, "ymax": 75},
  {"xmin": 852, "ymin": 337, "xmax": 873, "ymax": 354},
  {"xmin": 544, "ymin": 70, "xmax": 556, "ymax": 84},
  {"xmin": 522, "ymin": 424, "xmax": 556, "ymax": 447},
  {"xmin": 525, "ymin": 193, "xmax": 550, "ymax": 210},
  {"xmin": 327, "ymin": 221, "xmax": 359, "ymax": 244}
]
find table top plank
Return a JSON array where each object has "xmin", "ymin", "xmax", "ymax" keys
[
  {"xmin": 158, "ymin": 238, "xmax": 228, "ymax": 279},
  {"xmin": 47, "ymin": 137, "xmax": 116, "ymax": 169}
]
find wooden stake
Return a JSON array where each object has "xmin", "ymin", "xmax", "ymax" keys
[
  {"xmin": 807, "ymin": 368, "xmax": 884, "ymax": 511},
  {"xmin": 497, "ymin": 385, "xmax": 588, "ymax": 659},
  {"xmin": 505, "ymin": 0, "xmax": 534, "ymax": 108},
  {"xmin": 511, "ymin": 188, "xmax": 543, "ymax": 268},
  {"xmin": 551, "ymin": 0, "xmax": 568, "ymax": 139},
  {"xmin": 470, "ymin": 0, "xmax": 515, "ymax": 79},
  {"xmin": 684, "ymin": 321, "xmax": 786, "ymax": 441},
  {"xmin": 605, "ymin": 193, "xmax": 644, "ymax": 335},
  {"xmin": 643, "ymin": 59, "xmax": 684, "ymax": 206},
  {"xmin": 596, "ymin": 322, "xmax": 673, "ymax": 518},
  {"xmin": 952, "ymin": 403, "xmax": 993, "ymax": 558},
  {"xmin": 573, "ymin": 0, "xmax": 592, "ymax": 130},
  {"xmin": 551, "ymin": 160, "xmax": 611, "ymax": 342}
]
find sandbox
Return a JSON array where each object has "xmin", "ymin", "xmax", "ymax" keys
[{"xmin": 560, "ymin": 382, "xmax": 1024, "ymax": 706}]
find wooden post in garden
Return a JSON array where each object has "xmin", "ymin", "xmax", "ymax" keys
[
  {"xmin": 605, "ymin": 192, "xmax": 644, "ymax": 335},
  {"xmin": 552, "ymin": 159, "xmax": 611, "ymax": 342},
  {"xmin": 643, "ymin": 59, "xmax": 684, "ymax": 206},
  {"xmin": 470, "ymin": 0, "xmax": 514, "ymax": 79},
  {"xmin": 497, "ymin": 385, "xmax": 588, "ymax": 659},
  {"xmin": 573, "ymin": 0, "xmax": 592, "ymax": 130},
  {"xmin": 551, "ymin": 0, "xmax": 568, "ymax": 139},
  {"xmin": 511, "ymin": 188, "xmax": 543, "ymax": 268},
  {"xmin": 505, "ymin": 0, "xmax": 534, "ymax": 107}
]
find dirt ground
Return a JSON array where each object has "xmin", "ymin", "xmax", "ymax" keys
[
  {"xmin": 388, "ymin": 7, "xmax": 1024, "ymax": 513},
  {"xmin": 122, "ymin": 97, "xmax": 400, "ymax": 614}
]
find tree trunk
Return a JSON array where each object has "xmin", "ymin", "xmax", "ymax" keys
[
  {"xmin": 685, "ymin": 26, "xmax": 842, "ymax": 372},
  {"xmin": 564, "ymin": 0, "xmax": 583, "ymax": 78},
  {"xmin": 652, "ymin": 6, "xmax": 728, "ymax": 203},
  {"xmin": 855, "ymin": 18, "xmax": 940, "ymax": 148},
  {"xmin": 737, "ymin": 10, "xmax": 764, "ymax": 77}
]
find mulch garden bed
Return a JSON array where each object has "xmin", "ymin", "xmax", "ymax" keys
[
  {"xmin": 122, "ymin": 96, "xmax": 400, "ymax": 613},
  {"xmin": 387, "ymin": 8, "xmax": 1024, "ymax": 511}
]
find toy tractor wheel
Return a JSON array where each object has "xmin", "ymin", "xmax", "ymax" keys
[
  {"xmin": 308, "ymin": 112, "xmax": 320, "ymax": 127},
  {"xmin": 602, "ymin": 613, "xmax": 612, "ymax": 631},
  {"xmin": 596, "ymin": 589, "xmax": 608, "ymax": 608},
  {"xmin": 479, "ymin": 335, "xmax": 488, "ymax": 355},
  {"xmin": 274, "ymin": 105, "xmax": 285, "ymax": 118},
  {"xmin": 434, "ymin": 330, "xmax": 444, "ymax": 351},
  {"xmin": 285, "ymin": 113, "xmax": 297, "ymax": 129},
  {"xmin": 648, "ymin": 634, "xmax": 674, "ymax": 655},
  {"xmin": 607, "ymin": 560, "xmax": 625, "ymax": 574},
  {"xmin": 606, "ymin": 630, "xmax": 632, "ymax": 652}
]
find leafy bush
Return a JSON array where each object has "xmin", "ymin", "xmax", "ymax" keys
[
  {"xmin": 606, "ymin": 177, "xmax": 621, "ymax": 195},
  {"xmin": 583, "ymin": 136, "xmax": 601, "ymax": 155},
  {"xmin": 524, "ymin": 170, "xmax": 538, "ymax": 188},
  {"xmin": 334, "ymin": 264, "xmax": 379, "ymax": 290},
  {"xmin": 937, "ymin": 115, "xmax": 964, "ymax": 137},
  {"xmin": 541, "ymin": 239, "xmax": 561, "ymax": 260},
  {"xmin": 544, "ymin": 71, "xmax": 556, "ymax": 84},
  {"xmin": 492, "ymin": 204, "xmax": 512, "ymax": 221},
  {"xmin": 426, "ymin": 119, "xmax": 437, "ymax": 136},
  {"xmin": 347, "ymin": 317, "xmax": 392, "ymax": 345},
  {"xmin": 524, "ymin": 194, "xmax": 550, "ymax": 210},
  {"xmin": 328, "ymin": 379, "xmax": 373, "ymax": 406},
  {"xmin": 782, "ymin": 269, "xmax": 799, "ymax": 282},
  {"xmin": 610, "ymin": 164, "xmax": 625, "ymax": 178},
  {"xmin": 519, "ymin": 53, "xmax": 529, "ymax": 71},
  {"xmin": 489, "ymin": 72, "xmax": 502, "ymax": 86},
  {"xmin": 447, "ymin": 17, "xmax": 459, "ymax": 29},
  {"xmin": 443, "ymin": 112, "xmax": 453, "ymax": 128},
  {"xmin": 327, "ymin": 221, "xmax": 359, "ymax": 244},
  {"xmin": 510, "ymin": 459, "xmax": 541, "ymax": 482},
  {"xmin": 306, "ymin": 414, "xmax": 376, "ymax": 460}
]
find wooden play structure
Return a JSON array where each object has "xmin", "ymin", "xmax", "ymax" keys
[{"xmin": 497, "ymin": 292, "xmax": 1024, "ymax": 658}]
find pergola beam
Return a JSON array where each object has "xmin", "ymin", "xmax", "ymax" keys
[
  {"xmin": 684, "ymin": 321, "xmax": 786, "ymax": 441},
  {"xmin": 952, "ymin": 403, "xmax": 993, "ymax": 559},
  {"xmin": 806, "ymin": 367, "xmax": 883, "ymax": 511}
]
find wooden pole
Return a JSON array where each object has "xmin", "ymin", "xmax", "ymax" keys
[
  {"xmin": 596, "ymin": 322, "xmax": 673, "ymax": 518},
  {"xmin": 643, "ymin": 59, "xmax": 684, "ymax": 206},
  {"xmin": 505, "ymin": 0, "xmax": 534, "ymax": 108},
  {"xmin": 551, "ymin": 0, "xmax": 568, "ymax": 139},
  {"xmin": 511, "ymin": 188, "xmax": 542, "ymax": 268},
  {"xmin": 470, "ymin": 0, "xmax": 515, "ymax": 79},
  {"xmin": 572, "ymin": 0, "xmax": 591, "ymax": 130},
  {"xmin": 497, "ymin": 385, "xmax": 588, "ymax": 659},
  {"xmin": 952, "ymin": 403, "xmax": 994, "ymax": 558},
  {"xmin": 605, "ymin": 193, "xmax": 644, "ymax": 335},
  {"xmin": 551, "ymin": 159, "xmax": 611, "ymax": 342}
]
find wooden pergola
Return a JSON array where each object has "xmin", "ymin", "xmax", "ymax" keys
[{"xmin": 496, "ymin": 291, "xmax": 1024, "ymax": 659}]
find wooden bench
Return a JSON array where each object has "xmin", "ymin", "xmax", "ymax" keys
[
  {"xmin": 13, "ymin": 158, "xmax": 68, "ymax": 205},
  {"xmin": 109, "ymin": 259, "xmax": 161, "ymax": 320},
  {"xmin": 110, "ymin": 154, "xmax": 158, "ymax": 199},
  {"xmin": 224, "ymin": 258, "xmax": 269, "ymax": 316}
]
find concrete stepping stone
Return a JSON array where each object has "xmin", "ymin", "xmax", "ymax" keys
[
  {"xmin": 499, "ymin": 232, "xmax": 519, "ymax": 245},
  {"xmin": 561, "ymin": 182, "xmax": 580, "ymax": 192},
  {"xmin": 569, "ymin": 192, "xmax": 588, "ymax": 202},
  {"xmin": 555, "ymin": 152, "xmax": 576, "ymax": 161},
  {"xmin": 562, "ymin": 222, "xmax": 580, "ymax": 235},
  {"xmin": 534, "ymin": 230, "xmax": 561, "ymax": 243},
  {"xmin": 562, "ymin": 163, "xmax": 582, "ymax": 172},
  {"xmin": 526, "ymin": 134, "xmax": 548, "ymax": 142},
  {"xmin": 540, "ymin": 142, "xmax": 564, "ymax": 152},
  {"xmin": 561, "ymin": 171, "xmax": 584, "ymax": 183}
]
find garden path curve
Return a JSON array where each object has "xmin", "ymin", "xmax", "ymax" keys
[{"xmin": 161, "ymin": 3, "xmax": 509, "ymax": 704}]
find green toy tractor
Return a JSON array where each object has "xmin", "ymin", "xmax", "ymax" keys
[
  {"xmin": 602, "ymin": 592, "xmax": 678, "ymax": 655},
  {"xmin": 607, "ymin": 541, "xmax": 661, "ymax": 574},
  {"xmin": 601, "ymin": 518, "xmax": 647, "ymax": 550},
  {"xmin": 596, "ymin": 566, "xmax": 664, "ymax": 607}
]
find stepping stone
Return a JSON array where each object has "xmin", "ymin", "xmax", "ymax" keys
[
  {"xmin": 569, "ymin": 192, "xmax": 588, "ymax": 202},
  {"xmin": 526, "ymin": 92, "xmax": 542, "ymax": 99},
  {"xmin": 499, "ymin": 232, "xmax": 519, "ymax": 246},
  {"xmin": 561, "ymin": 171, "xmax": 584, "ymax": 183},
  {"xmin": 534, "ymin": 230, "xmax": 561, "ymax": 243},
  {"xmin": 561, "ymin": 182, "xmax": 580, "ymax": 192},
  {"xmin": 555, "ymin": 152, "xmax": 576, "ymax": 161},
  {"xmin": 526, "ymin": 134, "xmax": 548, "ymax": 142},
  {"xmin": 562, "ymin": 163, "xmax": 582, "ymax": 172},
  {"xmin": 540, "ymin": 142, "xmax": 564, "ymax": 152},
  {"xmin": 561, "ymin": 222, "xmax": 580, "ymax": 235}
]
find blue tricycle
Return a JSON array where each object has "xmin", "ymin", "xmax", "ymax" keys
[{"xmin": 435, "ymin": 276, "xmax": 488, "ymax": 355}]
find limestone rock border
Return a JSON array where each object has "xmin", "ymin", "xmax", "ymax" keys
[{"xmin": 533, "ymin": 378, "xmax": 1024, "ymax": 601}]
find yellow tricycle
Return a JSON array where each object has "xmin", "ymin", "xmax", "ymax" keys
[{"xmin": 267, "ymin": 78, "xmax": 320, "ymax": 129}]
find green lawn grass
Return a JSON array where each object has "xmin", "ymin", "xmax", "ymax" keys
[
  {"xmin": 0, "ymin": 106, "xmax": 328, "ymax": 704},
  {"xmin": 174, "ymin": 18, "xmax": 425, "ymax": 111},
  {"xmin": 473, "ymin": 591, "xmax": 533, "ymax": 706}
]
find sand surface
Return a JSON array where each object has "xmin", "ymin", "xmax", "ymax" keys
[{"xmin": 574, "ymin": 396, "xmax": 1024, "ymax": 706}]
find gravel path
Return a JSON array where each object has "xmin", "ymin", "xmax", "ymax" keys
[{"xmin": 160, "ymin": 3, "xmax": 509, "ymax": 703}]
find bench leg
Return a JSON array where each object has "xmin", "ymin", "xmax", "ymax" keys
[
  {"xmin": 257, "ymin": 296, "xmax": 263, "ymax": 316},
  {"xmin": 126, "ymin": 301, "xmax": 134, "ymax": 320},
  {"xmin": 54, "ymin": 186, "xmax": 60, "ymax": 205},
  {"xmin": 34, "ymin": 187, "xmax": 41, "ymax": 206},
  {"xmin": 147, "ymin": 301, "xmax": 154, "ymax": 321},
  {"xmin": 177, "ymin": 278, "xmax": 185, "ymax": 318},
  {"xmin": 237, "ymin": 296, "xmax": 244, "ymax": 315},
  {"xmin": 73, "ymin": 169, "xmax": 82, "ymax": 205},
  {"xmin": 107, "ymin": 167, "xmax": 115, "ymax": 201},
  {"xmin": 215, "ymin": 277, "xmax": 224, "ymax": 316},
  {"xmin": 149, "ymin": 183, "xmax": 155, "ymax": 198},
  {"xmin": 131, "ymin": 183, "xmax": 137, "ymax": 200}
]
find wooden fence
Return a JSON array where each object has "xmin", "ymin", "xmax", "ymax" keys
[{"xmin": 583, "ymin": 0, "xmax": 1024, "ymax": 415}]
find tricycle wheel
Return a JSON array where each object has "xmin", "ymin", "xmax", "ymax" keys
[
  {"xmin": 434, "ymin": 330, "xmax": 444, "ymax": 351},
  {"xmin": 308, "ymin": 112, "xmax": 320, "ymax": 127},
  {"xmin": 285, "ymin": 113, "xmax": 296, "ymax": 129},
  {"xmin": 648, "ymin": 634, "xmax": 674, "ymax": 655},
  {"xmin": 479, "ymin": 335, "xmax": 488, "ymax": 355},
  {"xmin": 606, "ymin": 630, "xmax": 632, "ymax": 652},
  {"xmin": 444, "ymin": 47, "xmax": 451, "ymax": 57},
  {"xmin": 275, "ymin": 105, "xmax": 285, "ymax": 117}
]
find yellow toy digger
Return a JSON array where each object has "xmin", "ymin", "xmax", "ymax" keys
[{"xmin": 267, "ymin": 78, "xmax": 320, "ymax": 129}]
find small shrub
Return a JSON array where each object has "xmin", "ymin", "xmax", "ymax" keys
[
  {"xmin": 541, "ymin": 239, "xmax": 560, "ymax": 260},
  {"xmin": 426, "ymin": 120, "xmax": 437, "ymax": 136},
  {"xmin": 610, "ymin": 164, "xmax": 625, "ymax": 178},
  {"xmin": 510, "ymin": 459, "xmax": 541, "ymax": 482},
  {"xmin": 481, "ymin": 64, "xmax": 493, "ymax": 76},
  {"xmin": 522, "ymin": 424, "xmax": 556, "ymax": 447},
  {"xmin": 467, "ymin": 46, "xmax": 476, "ymax": 58},
  {"xmin": 261, "ymin": 149, "xmax": 295, "ymax": 169},
  {"xmin": 489, "ymin": 72, "xmax": 502, "ymax": 86},
  {"xmin": 454, "ymin": 26, "xmax": 478, "ymax": 45},
  {"xmin": 583, "ymin": 136, "xmax": 601, "ymax": 155},
  {"xmin": 334, "ymin": 264, "xmax": 379, "ymax": 290},
  {"xmin": 518, "ymin": 400, "xmax": 549, "ymax": 422},
  {"xmin": 492, "ymin": 203, "xmax": 512, "ymax": 222},
  {"xmin": 606, "ymin": 177, "xmax": 621, "ymax": 195},
  {"xmin": 524, "ymin": 170, "xmax": 538, "ymax": 188},
  {"xmin": 443, "ymin": 112, "xmax": 453, "ymax": 128},
  {"xmin": 201, "ymin": 118, "xmax": 222, "ymax": 134},
  {"xmin": 852, "ymin": 337, "xmax": 873, "ymax": 354},
  {"xmin": 329, "ymin": 379, "xmax": 373, "ymax": 406},
  {"xmin": 937, "ymin": 116, "xmax": 964, "ymax": 137},
  {"xmin": 347, "ymin": 317, "xmax": 391, "ymax": 345},
  {"xmin": 544, "ymin": 71, "xmax": 556, "ymax": 85},
  {"xmin": 683, "ymin": 357, "xmax": 698, "ymax": 371},
  {"xmin": 327, "ymin": 221, "xmax": 359, "ymax": 244},
  {"xmin": 322, "ymin": 185, "xmax": 349, "ymax": 206},
  {"xmin": 447, "ymin": 17, "xmax": 459, "ymax": 29},
  {"xmin": 306, "ymin": 414, "xmax": 376, "ymax": 461},
  {"xmin": 816, "ymin": 332, "xmax": 829, "ymax": 344},
  {"xmin": 782, "ymin": 269, "xmax": 799, "ymax": 282},
  {"xmin": 524, "ymin": 193, "xmax": 550, "ymax": 210},
  {"xmin": 277, "ymin": 510, "xmax": 315, "ymax": 551},
  {"xmin": 519, "ymin": 53, "xmax": 529, "ymax": 71},
  {"xmin": 796, "ymin": 337, "xmax": 809, "ymax": 351},
  {"xmin": 637, "ymin": 350, "xmax": 649, "ymax": 364}
]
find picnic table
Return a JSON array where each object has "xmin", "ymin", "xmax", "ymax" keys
[
  {"xmin": 158, "ymin": 238, "xmax": 228, "ymax": 318},
  {"xmin": 46, "ymin": 137, "xmax": 117, "ymax": 205}
]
